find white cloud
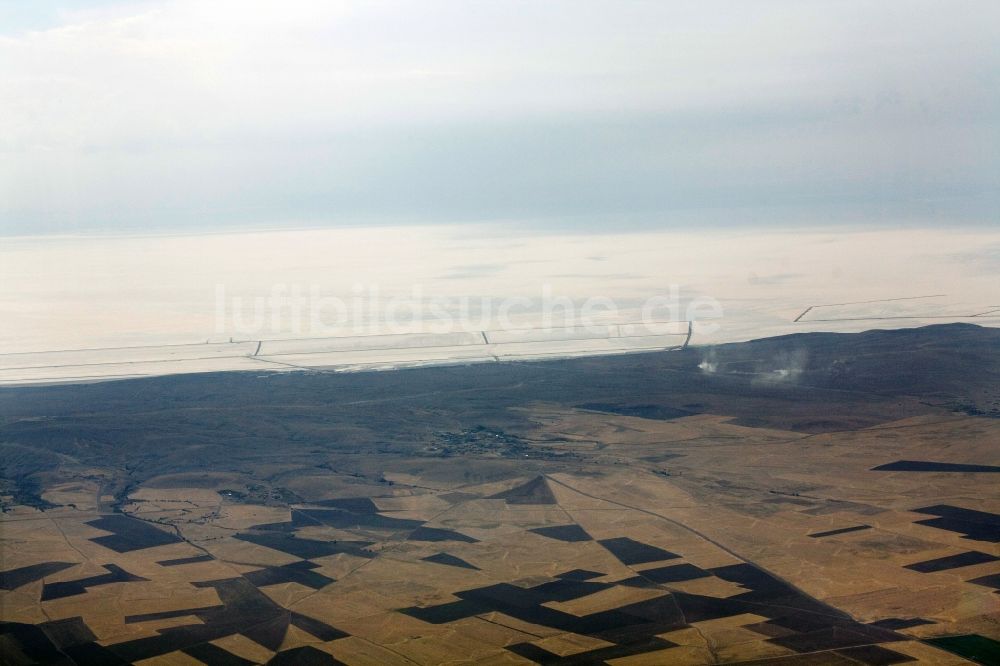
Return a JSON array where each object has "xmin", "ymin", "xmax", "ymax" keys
[{"xmin": 1, "ymin": 0, "xmax": 998, "ymax": 232}]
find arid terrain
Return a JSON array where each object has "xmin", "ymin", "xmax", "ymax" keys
[{"xmin": 2, "ymin": 323, "xmax": 999, "ymax": 665}]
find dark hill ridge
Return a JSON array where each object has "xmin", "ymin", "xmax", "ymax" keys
[
  {"xmin": 0, "ymin": 323, "xmax": 997, "ymax": 509},
  {"xmin": 3, "ymin": 323, "xmax": 997, "ymax": 416},
  {"xmin": 488, "ymin": 476, "xmax": 558, "ymax": 505},
  {"xmin": 712, "ymin": 323, "xmax": 1000, "ymax": 397}
]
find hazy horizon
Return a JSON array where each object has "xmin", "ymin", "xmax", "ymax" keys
[
  {"xmin": 3, "ymin": 1, "xmax": 999, "ymax": 371},
  {"xmin": 4, "ymin": 225, "xmax": 998, "ymax": 363}
]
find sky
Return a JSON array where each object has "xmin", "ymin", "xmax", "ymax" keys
[{"xmin": 1, "ymin": 0, "xmax": 998, "ymax": 235}]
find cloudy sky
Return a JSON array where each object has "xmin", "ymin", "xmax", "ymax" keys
[{"xmin": 1, "ymin": 0, "xmax": 997, "ymax": 235}]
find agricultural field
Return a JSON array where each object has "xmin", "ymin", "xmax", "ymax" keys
[{"xmin": 2, "ymin": 324, "xmax": 999, "ymax": 664}]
